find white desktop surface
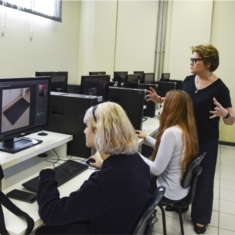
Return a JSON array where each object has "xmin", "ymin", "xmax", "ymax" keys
[
  {"xmin": 0, "ymin": 131, "xmax": 73, "ymax": 170},
  {"xmin": 1, "ymin": 116, "xmax": 159, "ymax": 235},
  {"xmin": 3, "ymin": 165, "xmax": 94, "ymax": 235}
]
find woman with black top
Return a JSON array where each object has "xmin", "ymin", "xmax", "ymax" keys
[
  {"xmin": 36, "ymin": 102, "xmax": 153, "ymax": 234},
  {"xmin": 146, "ymin": 44, "xmax": 235, "ymax": 234}
]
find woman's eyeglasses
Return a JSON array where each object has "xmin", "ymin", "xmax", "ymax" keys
[{"xmin": 190, "ymin": 58, "xmax": 203, "ymax": 64}]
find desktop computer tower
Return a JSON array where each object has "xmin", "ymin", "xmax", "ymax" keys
[{"xmin": 45, "ymin": 92, "xmax": 102, "ymax": 158}]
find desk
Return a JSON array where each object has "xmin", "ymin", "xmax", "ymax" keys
[{"xmin": 2, "ymin": 117, "xmax": 158, "ymax": 235}]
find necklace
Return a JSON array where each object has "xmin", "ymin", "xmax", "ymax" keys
[{"xmin": 195, "ymin": 74, "xmax": 212, "ymax": 94}]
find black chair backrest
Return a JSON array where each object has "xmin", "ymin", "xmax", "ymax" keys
[
  {"xmin": 133, "ymin": 186, "xmax": 165, "ymax": 235},
  {"xmin": 181, "ymin": 152, "xmax": 207, "ymax": 188}
]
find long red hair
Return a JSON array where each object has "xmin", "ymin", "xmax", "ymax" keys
[{"xmin": 151, "ymin": 90, "xmax": 198, "ymax": 176}]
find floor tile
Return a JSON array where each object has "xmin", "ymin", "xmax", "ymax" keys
[
  {"xmin": 219, "ymin": 200, "xmax": 235, "ymax": 216},
  {"xmin": 219, "ymin": 229, "xmax": 235, "ymax": 235},
  {"xmin": 219, "ymin": 212, "xmax": 235, "ymax": 231}
]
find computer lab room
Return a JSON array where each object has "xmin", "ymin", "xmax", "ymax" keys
[{"xmin": 0, "ymin": 1, "xmax": 235, "ymax": 235}]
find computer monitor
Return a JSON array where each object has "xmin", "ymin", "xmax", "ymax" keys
[
  {"xmin": 35, "ymin": 71, "xmax": 68, "ymax": 92},
  {"xmin": 80, "ymin": 75, "xmax": 110, "ymax": 101},
  {"xmin": 154, "ymin": 81, "xmax": 176, "ymax": 97},
  {"xmin": 137, "ymin": 84, "xmax": 158, "ymax": 118},
  {"xmin": 160, "ymin": 73, "xmax": 170, "ymax": 81},
  {"xmin": 144, "ymin": 73, "xmax": 155, "ymax": 84},
  {"xmin": 124, "ymin": 74, "xmax": 139, "ymax": 88},
  {"xmin": 89, "ymin": 71, "xmax": 106, "ymax": 75},
  {"xmin": 134, "ymin": 71, "xmax": 145, "ymax": 83},
  {"xmin": 0, "ymin": 77, "xmax": 50, "ymax": 153},
  {"xmin": 170, "ymin": 79, "xmax": 183, "ymax": 90},
  {"xmin": 108, "ymin": 87, "xmax": 145, "ymax": 130},
  {"xmin": 113, "ymin": 71, "xmax": 128, "ymax": 86}
]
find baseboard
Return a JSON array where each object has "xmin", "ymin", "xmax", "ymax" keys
[{"xmin": 219, "ymin": 141, "xmax": 235, "ymax": 147}]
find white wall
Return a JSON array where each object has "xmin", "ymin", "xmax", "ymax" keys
[
  {"xmin": 0, "ymin": 1, "xmax": 80, "ymax": 83},
  {"xmin": 211, "ymin": 1, "xmax": 235, "ymax": 142},
  {"xmin": 166, "ymin": 0, "xmax": 213, "ymax": 80},
  {"xmin": 77, "ymin": 0, "xmax": 158, "ymax": 80},
  {"xmin": 0, "ymin": 0, "xmax": 235, "ymax": 142}
]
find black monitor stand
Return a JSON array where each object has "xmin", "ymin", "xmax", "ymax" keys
[{"xmin": 0, "ymin": 137, "xmax": 42, "ymax": 153}]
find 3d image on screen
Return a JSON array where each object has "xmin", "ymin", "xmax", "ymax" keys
[
  {"xmin": 2, "ymin": 88, "xmax": 30, "ymax": 130},
  {"xmin": 0, "ymin": 77, "xmax": 50, "ymax": 153}
]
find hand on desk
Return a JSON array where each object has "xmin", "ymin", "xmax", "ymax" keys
[
  {"xmin": 87, "ymin": 152, "xmax": 103, "ymax": 169},
  {"xmin": 135, "ymin": 130, "xmax": 148, "ymax": 139}
]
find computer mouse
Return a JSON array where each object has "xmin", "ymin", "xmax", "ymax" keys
[{"xmin": 86, "ymin": 158, "xmax": 96, "ymax": 166}]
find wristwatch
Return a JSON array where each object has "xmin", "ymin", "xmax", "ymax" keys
[{"xmin": 224, "ymin": 111, "xmax": 230, "ymax": 119}]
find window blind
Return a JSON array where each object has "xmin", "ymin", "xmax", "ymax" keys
[{"xmin": 0, "ymin": 0, "xmax": 62, "ymax": 22}]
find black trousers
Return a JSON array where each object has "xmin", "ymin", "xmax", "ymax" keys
[
  {"xmin": 35, "ymin": 221, "xmax": 90, "ymax": 235},
  {"xmin": 191, "ymin": 138, "xmax": 219, "ymax": 225}
]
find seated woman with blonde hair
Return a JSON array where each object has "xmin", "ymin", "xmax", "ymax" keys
[{"xmin": 36, "ymin": 102, "xmax": 153, "ymax": 235}]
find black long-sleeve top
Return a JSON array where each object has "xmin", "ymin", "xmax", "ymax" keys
[{"xmin": 37, "ymin": 153, "xmax": 153, "ymax": 234}]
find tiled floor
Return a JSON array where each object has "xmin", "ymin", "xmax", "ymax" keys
[{"xmin": 152, "ymin": 144, "xmax": 235, "ymax": 235}]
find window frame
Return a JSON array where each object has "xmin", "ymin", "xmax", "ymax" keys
[{"xmin": 0, "ymin": 0, "xmax": 62, "ymax": 22}]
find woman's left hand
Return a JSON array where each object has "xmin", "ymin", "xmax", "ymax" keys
[{"xmin": 209, "ymin": 97, "xmax": 228, "ymax": 119}]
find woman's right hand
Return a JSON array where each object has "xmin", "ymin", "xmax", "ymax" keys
[
  {"xmin": 145, "ymin": 87, "xmax": 162, "ymax": 103},
  {"xmin": 87, "ymin": 152, "xmax": 103, "ymax": 169},
  {"xmin": 135, "ymin": 130, "xmax": 148, "ymax": 139}
]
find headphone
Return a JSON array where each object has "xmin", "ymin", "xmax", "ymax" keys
[{"xmin": 92, "ymin": 105, "xmax": 98, "ymax": 122}]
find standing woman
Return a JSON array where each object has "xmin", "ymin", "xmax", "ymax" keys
[
  {"xmin": 146, "ymin": 44, "xmax": 235, "ymax": 234},
  {"xmin": 183, "ymin": 44, "xmax": 235, "ymax": 233}
]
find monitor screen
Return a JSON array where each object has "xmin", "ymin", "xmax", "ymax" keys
[
  {"xmin": 134, "ymin": 71, "xmax": 145, "ymax": 83},
  {"xmin": 0, "ymin": 77, "xmax": 50, "ymax": 153},
  {"xmin": 89, "ymin": 71, "xmax": 106, "ymax": 75},
  {"xmin": 80, "ymin": 75, "xmax": 110, "ymax": 101},
  {"xmin": 35, "ymin": 71, "xmax": 68, "ymax": 92},
  {"xmin": 144, "ymin": 73, "xmax": 155, "ymax": 84},
  {"xmin": 124, "ymin": 74, "xmax": 139, "ymax": 88},
  {"xmin": 160, "ymin": 73, "xmax": 170, "ymax": 81},
  {"xmin": 108, "ymin": 87, "xmax": 145, "ymax": 130},
  {"xmin": 113, "ymin": 71, "xmax": 128, "ymax": 86},
  {"xmin": 154, "ymin": 81, "xmax": 176, "ymax": 97}
]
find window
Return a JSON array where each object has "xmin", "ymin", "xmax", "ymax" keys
[{"xmin": 0, "ymin": 0, "xmax": 62, "ymax": 22}]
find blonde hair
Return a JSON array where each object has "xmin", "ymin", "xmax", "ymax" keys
[
  {"xmin": 152, "ymin": 90, "xmax": 199, "ymax": 176},
  {"xmin": 83, "ymin": 102, "xmax": 138, "ymax": 155}
]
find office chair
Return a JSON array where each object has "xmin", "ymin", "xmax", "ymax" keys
[
  {"xmin": 133, "ymin": 186, "xmax": 166, "ymax": 235},
  {"xmin": 158, "ymin": 152, "xmax": 207, "ymax": 235}
]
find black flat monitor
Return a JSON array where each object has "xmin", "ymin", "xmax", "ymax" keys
[
  {"xmin": 154, "ymin": 81, "xmax": 176, "ymax": 97},
  {"xmin": 144, "ymin": 73, "xmax": 155, "ymax": 84},
  {"xmin": 124, "ymin": 74, "xmax": 139, "ymax": 88},
  {"xmin": 134, "ymin": 71, "xmax": 145, "ymax": 83},
  {"xmin": 113, "ymin": 71, "xmax": 128, "ymax": 86},
  {"xmin": 80, "ymin": 75, "xmax": 110, "ymax": 101},
  {"xmin": 108, "ymin": 87, "xmax": 145, "ymax": 130},
  {"xmin": 170, "ymin": 79, "xmax": 183, "ymax": 90},
  {"xmin": 160, "ymin": 73, "xmax": 170, "ymax": 81},
  {"xmin": 137, "ymin": 84, "xmax": 158, "ymax": 118},
  {"xmin": 89, "ymin": 71, "xmax": 106, "ymax": 75},
  {"xmin": 0, "ymin": 77, "xmax": 50, "ymax": 153},
  {"xmin": 35, "ymin": 71, "xmax": 68, "ymax": 92}
]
